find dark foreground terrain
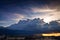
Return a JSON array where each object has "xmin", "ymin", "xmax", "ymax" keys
[{"xmin": 0, "ymin": 35, "xmax": 60, "ymax": 40}]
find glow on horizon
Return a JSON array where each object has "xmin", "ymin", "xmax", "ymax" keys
[{"xmin": 42, "ymin": 33, "xmax": 60, "ymax": 36}]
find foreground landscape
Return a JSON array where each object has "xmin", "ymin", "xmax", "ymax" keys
[
  {"xmin": 0, "ymin": 33, "xmax": 60, "ymax": 40},
  {"xmin": 0, "ymin": 34, "xmax": 60, "ymax": 40}
]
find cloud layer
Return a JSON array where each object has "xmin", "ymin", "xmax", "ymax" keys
[
  {"xmin": 0, "ymin": 0, "xmax": 60, "ymax": 27},
  {"xmin": 8, "ymin": 18, "xmax": 60, "ymax": 33}
]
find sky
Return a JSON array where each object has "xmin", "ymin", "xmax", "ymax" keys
[{"xmin": 0, "ymin": 0, "xmax": 60, "ymax": 27}]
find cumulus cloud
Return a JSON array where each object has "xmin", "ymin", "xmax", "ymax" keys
[
  {"xmin": 8, "ymin": 18, "xmax": 45, "ymax": 30},
  {"xmin": 8, "ymin": 18, "xmax": 60, "ymax": 33},
  {"xmin": 49, "ymin": 21, "xmax": 60, "ymax": 32}
]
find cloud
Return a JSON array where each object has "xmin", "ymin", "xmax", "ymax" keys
[
  {"xmin": 0, "ymin": 20, "xmax": 17, "ymax": 27},
  {"xmin": 32, "ymin": 8, "xmax": 56, "ymax": 13},
  {"xmin": 1, "ymin": 6, "xmax": 60, "ymax": 26},
  {"xmin": 29, "ymin": 6, "xmax": 60, "ymax": 23},
  {"xmin": 0, "ymin": 0, "xmax": 60, "ymax": 27},
  {"xmin": 11, "ymin": 13, "xmax": 25, "ymax": 22},
  {"xmin": 8, "ymin": 18, "xmax": 45, "ymax": 30},
  {"xmin": 8, "ymin": 18, "xmax": 60, "ymax": 33},
  {"xmin": 49, "ymin": 21, "xmax": 60, "ymax": 32},
  {"xmin": 0, "ymin": 13, "xmax": 25, "ymax": 27}
]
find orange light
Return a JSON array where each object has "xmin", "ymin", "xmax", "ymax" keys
[{"xmin": 42, "ymin": 33, "xmax": 60, "ymax": 36}]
